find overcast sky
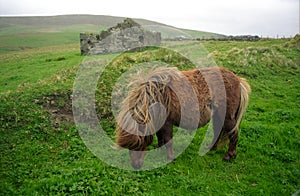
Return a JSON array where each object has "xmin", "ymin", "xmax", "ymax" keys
[{"xmin": 0, "ymin": 0, "xmax": 299, "ymax": 37}]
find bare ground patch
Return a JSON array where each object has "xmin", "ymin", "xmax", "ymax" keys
[{"xmin": 36, "ymin": 92, "xmax": 74, "ymax": 126}]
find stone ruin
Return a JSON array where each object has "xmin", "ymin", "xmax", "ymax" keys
[{"xmin": 80, "ymin": 18, "xmax": 161, "ymax": 55}]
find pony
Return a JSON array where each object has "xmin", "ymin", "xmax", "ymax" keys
[{"xmin": 116, "ymin": 67, "xmax": 251, "ymax": 169}]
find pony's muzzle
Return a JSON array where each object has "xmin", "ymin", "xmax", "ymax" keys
[
  {"xmin": 132, "ymin": 161, "xmax": 143, "ymax": 170},
  {"xmin": 129, "ymin": 150, "xmax": 146, "ymax": 170}
]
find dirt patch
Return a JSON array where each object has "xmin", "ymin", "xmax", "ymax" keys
[{"xmin": 36, "ymin": 93, "xmax": 74, "ymax": 126}]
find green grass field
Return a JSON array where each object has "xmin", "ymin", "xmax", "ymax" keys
[{"xmin": 0, "ymin": 22, "xmax": 299, "ymax": 195}]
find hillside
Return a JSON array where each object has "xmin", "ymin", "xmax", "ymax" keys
[
  {"xmin": 0, "ymin": 14, "xmax": 225, "ymax": 37},
  {"xmin": 0, "ymin": 15, "xmax": 164, "ymax": 28},
  {"xmin": 0, "ymin": 15, "xmax": 225, "ymax": 53},
  {"xmin": 0, "ymin": 36, "xmax": 299, "ymax": 194}
]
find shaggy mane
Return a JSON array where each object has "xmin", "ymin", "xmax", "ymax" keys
[{"xmin": 116, "ymin": 67, "xmax": 182, "ymax": 150}]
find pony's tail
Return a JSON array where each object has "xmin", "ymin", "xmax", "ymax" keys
[{"xmin": 232, "ymin": 78, "xmax": 251, "ymax": 132}]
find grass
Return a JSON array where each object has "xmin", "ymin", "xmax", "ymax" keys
[
  {"xmin": 0, "ymin": 44, "xmax": 83, "ymax": 92},
  {"xmin": 0, "ymin": 22, "xmax": 107, "ymax": 54},
  {"xmin": 0, "ymin": 33, "xmax": 83, "ymax": 54},
  {"xmin": 0, "ymin": 31, "xmax": 299, "ymax": 195}
]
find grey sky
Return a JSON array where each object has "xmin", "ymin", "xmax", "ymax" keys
[{"xmin": 0, "ymin": 0, "xmax": 299, "ymax": 37}]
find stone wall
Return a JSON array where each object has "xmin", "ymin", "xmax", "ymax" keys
[
  {"xmin": 80, "ymin": 18, "xmax": 161, "ymax": 55},
  {"xmin": 196, "ymin": 35, "xmax": 260, "ymax": 41}
]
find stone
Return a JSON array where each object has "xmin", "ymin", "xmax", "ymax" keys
[{"xmin": 80, "ymin": 18, "xmax": 161, "ymax": 55}]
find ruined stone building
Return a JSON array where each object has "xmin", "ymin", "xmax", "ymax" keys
[{"xmin": 80, "ymin": 18, "xmax": 161, "ymax": 55}]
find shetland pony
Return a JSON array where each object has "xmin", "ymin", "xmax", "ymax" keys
[{"xmin": 116, "ymin": 67, "xmax": 251, "ymax": 169}]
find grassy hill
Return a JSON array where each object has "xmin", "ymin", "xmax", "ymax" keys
[
  {"xmin": 0, "ymin": 15, "xmax": 225, "ymax": 53},
  {"xmin": 0, "ymin": 15, "xmax": 164, "ymax": 28},
  {"xmin": 0, "ymin": 15, "xmax": 299, "ymax": 194}
]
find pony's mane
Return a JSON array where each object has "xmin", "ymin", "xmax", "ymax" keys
[{"xmin": 116, "ymin": 67, "xmax": 182, "ymax": 150}]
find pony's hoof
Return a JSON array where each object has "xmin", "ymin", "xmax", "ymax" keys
[{"xmin": 223, "ymin": 153, "xmax": 236, "ymax": 161}]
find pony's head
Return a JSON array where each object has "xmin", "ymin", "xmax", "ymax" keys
[
  {"xmin": 115, "ymin": 67, "xmax": 182, "ymax": 169},
  {"xmin": 115, "ymin": 83, "xmax": 158, "ymax": 169},
  {"xmin": 116, "ymin": 123, "xmax": 153, "ymax": 169}
]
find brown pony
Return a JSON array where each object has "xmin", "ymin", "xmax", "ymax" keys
[{"xmin": 116, "ymin": 67, "xmax": 251, "ymax": 169}]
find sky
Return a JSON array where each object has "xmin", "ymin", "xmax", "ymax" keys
[{"xmin": 0, "ymin": 0, "xmax": 299, "ymax": 37}]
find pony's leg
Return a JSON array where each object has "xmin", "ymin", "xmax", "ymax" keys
[
  {"xmin": 165, "ymin": 135, "xmax": 174, "ymax": 161},
  {"xmin": 223, "ymin": 129, "xmax": 238, "ymax": 161},
  {"xmin": 210, "ymin": 134, "xmax": 220, "ymax": 150},
  {"xmin": 155, "ymin": 123, "xmax": 174, "ymax": 160},
  {"xmin": 156, "ymin": 129, "xmax": 164, "ymax": 148},
  {"xmin": 210, "ymin": 109, "xmax": 224, "ymax": 150},
  {"xmin": 161, "ymin": 122, "xmax": 174, "ymax": 161}
]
